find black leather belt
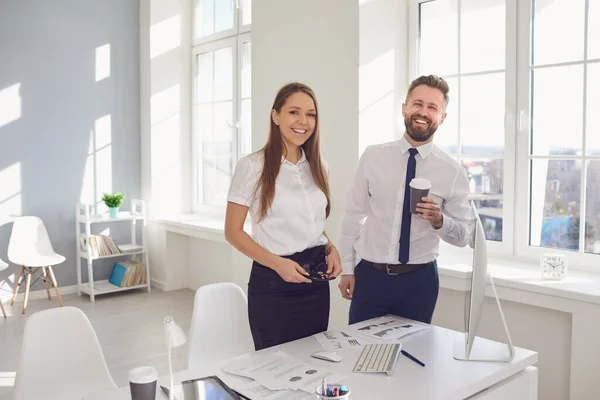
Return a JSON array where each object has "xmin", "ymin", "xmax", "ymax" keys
[{"xmin": 364, "ymin": 260, "xmax": 434, "ymax": 275}]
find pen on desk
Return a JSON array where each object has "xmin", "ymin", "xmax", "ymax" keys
[
  {"xmin": 401, "ymin": 349, "xmax": 425, "ymax": 367},
  {"xmin": 322, "ymin": 378, "xmax": 326, "ymax": 396}
]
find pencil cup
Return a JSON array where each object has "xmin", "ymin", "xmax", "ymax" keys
[{"xmin": 315, "ymin": 384, "xmax": 351, "ymax": 399}]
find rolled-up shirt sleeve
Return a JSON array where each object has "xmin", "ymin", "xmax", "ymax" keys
[
  {"xmin": 435, "ymin": 167, "xmax": 476, "ymax": 248},
  {"xmin": 339, "ymin": 148, "xmax": 371, "ymax": 275}
]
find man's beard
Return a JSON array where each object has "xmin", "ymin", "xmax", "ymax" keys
[{"xmin": 404, "ymin": 114, "xmax": 438, "ymax": 142}]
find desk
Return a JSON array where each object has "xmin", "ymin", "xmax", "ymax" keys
[{"xmin": 85, "ymin": 322, "xmax": 538, "ymax": 400}]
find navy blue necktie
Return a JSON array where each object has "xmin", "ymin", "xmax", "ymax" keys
[{"xmin": 399, "ymin": 148, "xmax": 418, "ymax": 264}]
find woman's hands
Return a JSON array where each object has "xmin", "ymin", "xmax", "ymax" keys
[
  {"xmin": 325, "ymin": 245, "xmax": 343, "ymax": 279},
  {"xmin": 271, "ymin": 258, "xmax": 312, "ymax": 283}
]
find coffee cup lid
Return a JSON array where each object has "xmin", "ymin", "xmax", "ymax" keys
[
  {"xmin": 128, "ymin": 366, "xmax": 158, "ymax": 384},
  {"xmin": 409, "ymin": 178, "xmax": 431, "ymax": 190}
]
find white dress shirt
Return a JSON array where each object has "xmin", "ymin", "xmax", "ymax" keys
[
  {"xmin": 339, "ymin": 137, "xmax": 476, "ymax": 275},
  {"xmin": 227, "ymin": 149, "xmax": 328, "ymax": 256}
]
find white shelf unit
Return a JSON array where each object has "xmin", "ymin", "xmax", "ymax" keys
[{"xmin": 76, "ymin": 199, "xmax": 151, "ymax": 301}]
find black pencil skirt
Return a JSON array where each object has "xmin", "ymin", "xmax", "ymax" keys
[{"xmin": 247, "ymin": 245, "xmax": 331, "ymax": 351}]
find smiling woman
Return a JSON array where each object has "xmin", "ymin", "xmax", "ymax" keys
[{"xmin": 223, "ymin": 82, "xmax": 342, "ymax": 351}]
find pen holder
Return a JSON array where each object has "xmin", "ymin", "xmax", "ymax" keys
[{"xmin": 315, "ymin": 384, "xmax": 351, "ymax": 399}]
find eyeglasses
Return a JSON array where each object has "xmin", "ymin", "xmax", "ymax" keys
[{"xmin": 301, "ymin": 262, "xmax": 334, "ymax": 281}]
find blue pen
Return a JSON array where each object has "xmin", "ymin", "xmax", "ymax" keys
[{"xmin": 401, "ymin": 349, "xmax": 425, "ymax": 367}]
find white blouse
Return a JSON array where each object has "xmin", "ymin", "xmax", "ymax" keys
[{"xmin": 227, "ymin": 149, "xmax": 329, "ymax": 256}]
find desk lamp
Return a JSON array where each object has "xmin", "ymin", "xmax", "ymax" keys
[{"xmin": 164, "ymin": 316, "xmax": 187, "ymax": 400}]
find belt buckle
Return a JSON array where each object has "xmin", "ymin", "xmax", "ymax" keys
[{"xmin": 385, "ymin": 264, "xmax": 400, "ymax": 276}]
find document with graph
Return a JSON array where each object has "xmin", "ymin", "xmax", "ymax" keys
[
  {"xmin": 350, "ymin": 315, "xmax": 430, "ymax": 341},
  {"xmin": 313, "ymin": 329, "xmax": 371, "ymax": 351}
]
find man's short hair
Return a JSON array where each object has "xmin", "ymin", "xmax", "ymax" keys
[{"xmin": 406, "ymin": 75, "xmax": 450, "ymax": 106}]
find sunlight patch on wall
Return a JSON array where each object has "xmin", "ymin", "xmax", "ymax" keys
[
  {"xmin": 359, "ymin": 49, "xmax": 395, "ymax": 112},
  {"xmin": 150, "ymin": 84, "xmax": 181, "ymax": 212},
  {"xmin": 80, "ymin": 116, "xmax": 113, "ymax": 213},
  {"xmin": 95, "ymin": 44, "xmax": 111, "ymax": 82},
  {"xmin": 0, "ymin": 84, "xmax": 22, "ymax": 128},
  {"xmin": 0, "ymin": 162, "xmax": 22, "ymax": 217},
  {"xmin": 151, "ymin": 84, "xmax": 180, "ymax": 125},
  {"xmin": 150, "ymin": 15, "xmax": 181, "ymax": 59},
  {"xmin": 0, "ymin": 371, "xmax": 16, "ymax": 388}
]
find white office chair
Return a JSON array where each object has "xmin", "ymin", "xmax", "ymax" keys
[
  {"xmin": 8, "ymin": 216, "xmax": 65, "ymax": 313},
  {"xmin": 187, "ymin": 282, "xmax": 254, "ymax": 368},
  {"xmin": 0, "ymin": 257, "xmax": 8, "ymax": 318},
  {"xmin": 12, "ymin": 306, "xmax": 117, "ymax": 400}
]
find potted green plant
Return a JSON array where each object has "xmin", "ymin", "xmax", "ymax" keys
[{"xmin": 102, "ymin": 192, "xmax": 125, "ymax": 218}]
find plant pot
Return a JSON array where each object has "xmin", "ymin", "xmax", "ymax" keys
[{"xmin": 108, "ymin": 207, "xmax": 120, "ymax": 218}]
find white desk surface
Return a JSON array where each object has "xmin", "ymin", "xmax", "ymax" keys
[{"xmin": 85, "ymin": 322, "xmax": 537, "ymax": 400}]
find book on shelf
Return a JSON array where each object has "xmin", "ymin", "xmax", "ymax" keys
[
  {"xmin": 79, "ymin": 234, "xmax": 143, "ymax": 257},
  {"xmin": 109, "ymin": 260, "xmax": 147, "ymax": 288}
]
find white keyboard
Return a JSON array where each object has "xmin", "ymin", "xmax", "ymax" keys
[{"xmin": 353, "ymin": 343, "xmax": 401, "ymax": 375}]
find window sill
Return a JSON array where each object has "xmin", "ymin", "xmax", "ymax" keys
[
  {"xmin": 437, "ymin": 252, "xmax": 600, "ymax": 307},
  {"xmin": 152, "ymin": 213, "xmax": 252, "ymax": 243}
]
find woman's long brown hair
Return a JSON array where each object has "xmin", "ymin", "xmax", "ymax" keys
[{"xmin": 253, "ymin": 83, "xmax": 331, "ymax": 222}]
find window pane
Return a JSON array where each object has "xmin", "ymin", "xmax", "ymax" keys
[
  {"xmin": 241, "ymin": 41, "xmax": 251, "ymax": 99},
  {"xmin": 215, "ymin": 0, "xmax": 234, "ymax": 33},
  {"xmin": 473, "ymin": 199, "xmax": 504, "ymax": 241},
  {"xmin": 201, "ymin": 154, "xmax": 232, "ymax": 206},
  {"xmin": 419, "ymin": 0, "xmax": 458, "ymax": 76},
  {"xmin": 530, "ymin": 159, "xmax": 581, "ymax": 251},
  {"xmin": 586, "ymin": 161, "xmax": 600, "ymax": 254},
  {"xmin": 196, "ymin": 52, "xmax": 214, "ymax": 103},
  {"xmin": 197, "ymin": 104, "xmax": 214, "ymax": 144},
  {"xmin": 461, "ymin": 0, "xmax": 505, "ymax": 73},
  {"xmin": 532, "ymin": 65, "xmax": 583, "ymax": 155},
  {"xmin": 463, "ymin": 158, "xmax": 504, "ymax": 241},
  {"xmin": 214, "ymin": 47, "xmax": 233, "ymax": 102},
  {"xmin": 435, "ymin": 77, "xmax": 458, "ymax": 154},
  {"xmin": 460, "ymin": 72, "xmax": 505, "ymax": 155},
  {"xmin": 241, "ymin": 0, "xmax": 252, "ymax": 26},
  {"xmin": 587, "ymin": 63, "xmax": 600, "ymax": 155},
  {"xmin": 241, "ymin": 99, "xmax": 252, "ymax": 156},
  {"xmin": 195, "ymin": 0, "xmax": 215, "ymax": 39},
  {"xmin": 589, "ymin": 0, "xmax": 600, "ymax": 60},
  {"xmin": 214, "ymin": 101, "xmax": 234, "ymax": 153},
  {"xmin": 533, "ymin": 0, "xmax": 585, "ymax": 65}
]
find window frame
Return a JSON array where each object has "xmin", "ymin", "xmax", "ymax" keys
[
  {"xmin": 409, "ymin": 0, "xmax": 600, "ymax": 271},
  {"xmin": 191, "ymin": 0, "xmax": 251, "ymax": 214}
]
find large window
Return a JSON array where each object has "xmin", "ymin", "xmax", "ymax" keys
[
  {"xmin": 193, "ymin": 0, "xmax": 251, "ymax": 210},
  {"xmin": 412, "ymin": 0, "xmax": 600, "ymax": 264}
]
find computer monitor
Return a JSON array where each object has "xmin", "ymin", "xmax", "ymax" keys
[{"xmin": 453, "ymin": 204, "xmax": 515, "ymax": 362}]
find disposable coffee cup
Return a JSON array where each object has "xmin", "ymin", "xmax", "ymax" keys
[
  {"xmin": 409, "ymin": 178, "xmax": 431, "ymax": 214},
  {"xmin": 129, "ymin": 366, "xmax": 158, "ymax": 400},
  {"xmin": 315, "ymin": 384, "xmax": 351, "ymax": 399}
]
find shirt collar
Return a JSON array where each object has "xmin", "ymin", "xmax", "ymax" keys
[
  {"xmin": 399, "ymin": 136, "xmax": 434, "ymax": 159},
  {"xmin": 281, "ymin": 147, "xmax": 307, "ymax": 165}
]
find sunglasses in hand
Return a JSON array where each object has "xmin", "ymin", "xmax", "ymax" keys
[{"xmin": 301, "ymin": 262, "xmax": 335, "ymax": 281}]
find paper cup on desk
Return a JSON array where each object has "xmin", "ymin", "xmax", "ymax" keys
[
  {"xmin": 409, "ymin": 178, "xmax": 431, "ymax": 214},
  {"xmin": 315, "ymin": 384, "xmax": 351, "ymax": 399},
  {"xmin": 128, "ymin": 366, "xmax": 158, "ymax": 400}
]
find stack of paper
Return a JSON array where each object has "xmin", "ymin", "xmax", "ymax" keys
[{"xmin": 222, "ymin": 351, "xmax": 345, "ymax": 398}]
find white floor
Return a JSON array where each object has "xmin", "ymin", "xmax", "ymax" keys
[{"xmin": 0, "ymin": 288, "xmax": 195, "ymax": 396}]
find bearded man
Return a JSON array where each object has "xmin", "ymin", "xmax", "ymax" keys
[{"xmin": 338, "ymin": 75, "xmax": 476, "ymax": 324}]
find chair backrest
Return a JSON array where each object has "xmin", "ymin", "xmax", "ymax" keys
[
  {"xmin": 8, "ymin": 216, "xmax": 57, "ymax": 266},
  {"xmin": 187, "ymin": 282, "xmax": 254, "ymax": 368},
  {"xmin": 13, "ymin": 307, "xmax": 117, "ymax": 400}
]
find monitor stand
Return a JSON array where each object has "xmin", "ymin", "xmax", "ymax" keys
[{"xmin": 453, "ymin": 273, "xmax": 515, "ymax": 362}]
